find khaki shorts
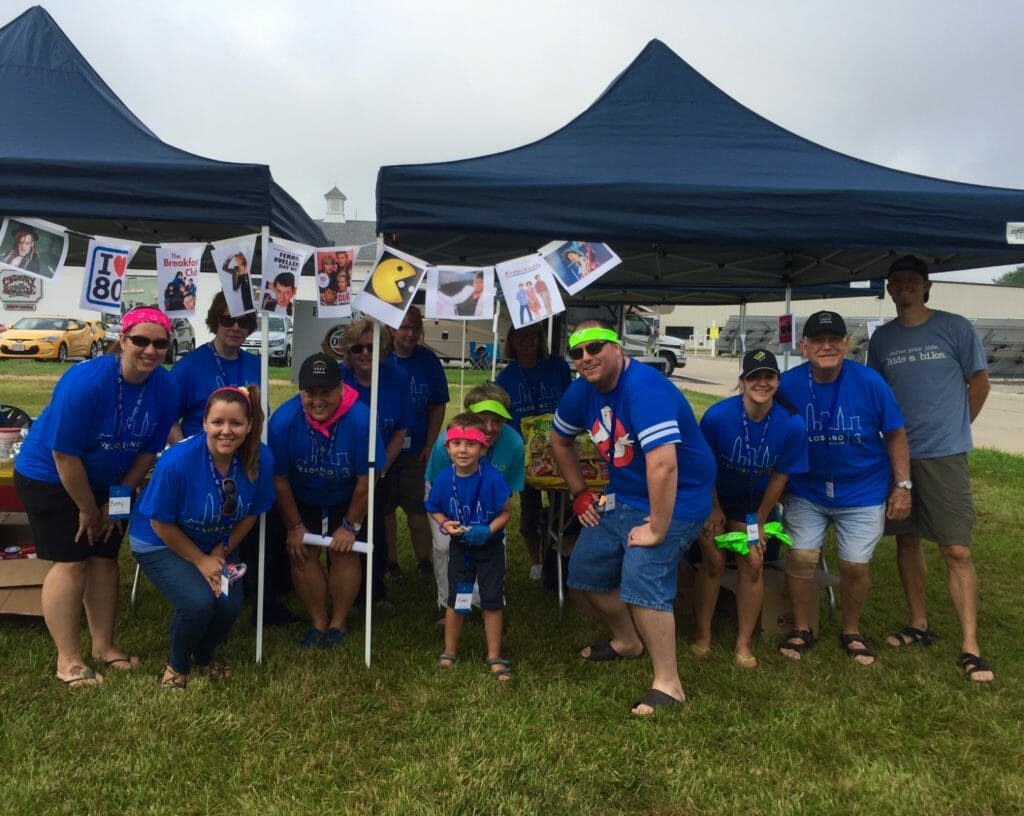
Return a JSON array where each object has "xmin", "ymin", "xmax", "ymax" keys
[{"xmin": 885, "ymin": 453, "xmax": 975, "ymax": 547}]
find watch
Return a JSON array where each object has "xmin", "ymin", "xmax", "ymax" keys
[
  {"xmin": 895, "ymin": 480, "xmax": 913, "ymax": 490},
  {"xmin": 341, "ymin": 518, "xmax": 362, "ymax": 534}
]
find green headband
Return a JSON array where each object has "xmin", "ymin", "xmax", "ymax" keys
[
  {"xmin": 714, "ymin": 521, "xmax": 793, "ymax": 557},
  {"xmin": 568, "ymin": 327, "xmax": 620, "ymax": 349},
  {"xmin": 468, "ymin": 399, "xmax": 512, "ymax": 420}
]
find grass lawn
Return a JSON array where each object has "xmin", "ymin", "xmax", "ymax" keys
[{"xmin": 1, "ymin": 363, "xmax": 1022, "ymax": 814}]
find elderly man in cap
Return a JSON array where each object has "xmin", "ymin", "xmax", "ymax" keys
[
  {"xmin": 551, "ymin": 320, "xmax": 715, "ymax": 715},
  {"xmin": 777, "ymin": 311, "xmax": 911, "ymax": 665},
  {"xmin": 868, "ymin": 255, "xmax": 993, "ymax": 682}
]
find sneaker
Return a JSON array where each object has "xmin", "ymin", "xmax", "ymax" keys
[
  {"xmin": 417, "ymin": 559, "xmax": 433, "ymax": 578},
  {"xmin": 319, "ymin": 628, "xmax": 347, "ymax": 650},
  {"xmin": 529, "ymin": 564, "xmax": 543, "ymax": 581},
  {"xmin": 298, "ymin": 627, "xmax": 324, "ymax": 649}
]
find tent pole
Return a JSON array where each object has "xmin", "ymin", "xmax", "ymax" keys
[
  {"xmin": 490, "ymin": 301, "xmax": 500, "ymax": 380},
  {"xmin": 364, "ymin": 320, "xmax": 381, "ymax": 668},
  {"xmin": 255, "ymin": 224, "xmax": 270, "ymax": 666},
  {"xmin": 460, "ymin": 319, "xmax": 466, "ymax": 396},
  {"xmin": 783, "ymin": 284, "xmax": 793, "ymax": 371},
  {"xmin": 739, "ymin": 302, "xmax": 747, "ymax": 355}
]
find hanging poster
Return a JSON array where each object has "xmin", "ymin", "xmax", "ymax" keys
[
  {"xmin": 78, "ymin": 235, "xmax": 142, "ymax": 313},
  {"xmin": 0, "ymin": 216, "xmax": 69, "ymax": 280},
  {"xmin": 156, "ymin": 243, "xmax": 205, "ymax": 317},
  {"xmin": 495, "ymin": 253, "xmax": 565, "ymax": 330},
  {"xmin": 539, "ymin": 240, "xmax": 621, "ymax": 296},
  {"xmin": 424, "ymin": 265, "xmax": 495, "ymax": 321},
  {"xmin": 353, "ymin": 245, "xmax": 428, "ymax": 329},
  {"xmin": 315, "ymin": 245, "xmax": 357, "ymax": 319},
  {"xmin": 260, "ymin": 240, "xmax": 311, "ymax": 317},
  {"xmin": 778, "ymin": 313, "xmax": 795, "ymax": 351},
  {"xmin": 210, "ymin": 235, "xmax": 258, "ymax": 317}
]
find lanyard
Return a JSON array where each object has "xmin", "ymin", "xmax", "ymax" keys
[
  {"xmin": 209, "ymin": 342, "xmax": 243, "ymax": 387},
  {"xmin": 114, "ymin": 361, "xmax": 149, "ymax": 480},
  {"xmin": 807, "ymin": 365, "xmax": 845, "ymax": 481},
  {"xmin": 205, "ymin": 445, "xmax": 238, "ymax": 516},
  {"xmin": 450, "ymin": 469, "xmax": 484, "ymax": 527},
  {"xmin": 740, "ymin": 404, "xmax": 771, "ymax": 509},
  {"xmin": 590, "ymin": 361, "xmax": 626, "ymax": 468}
]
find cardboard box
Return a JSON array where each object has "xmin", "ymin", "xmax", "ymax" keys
[
  {"xmin": 0, "ymin": 517, "xmax": 49, "ymax": 616},
  {"xmin": 719, "ymin": 562, "xmax": 838, "ymax": 640}
]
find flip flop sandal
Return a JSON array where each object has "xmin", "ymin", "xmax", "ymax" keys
[
  {"xmin": 101, "ymin": 655, "xmax": 141, "ymax": 671},
  {"xmin": 437, "ymin": 652, "xmax": 458, "ymax": 669},
  {"xmin": 196, "ymin": 660, "xmax": 232, "ymax": 681},
  {"xmin": 887, "ymin": 626, "xmax": 935, "ymax": 647},
  {"xmin": 58, "ymin": 665, "xmax": 102, "ymax": 688},
  {"xmin": 487, "ymin": 658, "xmax": 513, "ymax": 681},
  {"xmin": 580, "ymin": 639, "xmax": 642, "ymax": 662},
  {"xmin": 160, "ymin": 664, "xmax": 188, "ymax": 691},
  {"xmin": 839, "ymin": 633, "xmax": 876, "ymax": 664},
  {"xmin": 734, "ymin": 653, "xmax": 758, "ymax": 669},
  {"xmin": 778, "ymin": 629, "xmax": 815, "ymax": 659},
  {"xmin": 958, "ymin": 652, "xmax": 994, "ymax": 683},
  {"xmin": 630, "ymin": 688, "xmax": 685, "ymax": 714}
]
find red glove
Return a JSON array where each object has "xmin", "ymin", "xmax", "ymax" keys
[{"xmin": 572, "ymin": 489, "xmax": 597, "ymax": 518}]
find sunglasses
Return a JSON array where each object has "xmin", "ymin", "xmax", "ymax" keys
[
  {"xmin": 126, "ymin": 334, "xmax": 170, "ymax": 351},
  {"xmin": 219, "ymin": 314, "xmax": 255, "ymax": 330},
  {"xmin": 220, "ymin": 478, "xmax": 238, "ymax": 517},
  {"xmin": 568, "ymin": 341, "xmax": 610, "ymax": 361},
  {"xmin": 348, "ymin": 343, "xmax": 373, "ymax": 355}
]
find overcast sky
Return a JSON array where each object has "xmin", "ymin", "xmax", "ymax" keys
[{"xmin": 5, "ymin": 0, "xmax": 1021, "ymax": 282}]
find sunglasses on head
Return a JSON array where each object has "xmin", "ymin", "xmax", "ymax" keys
[
  {"xmin": 568, "ymin": 340, "xmax": 610, "ymax": 361},
  {"xmin": 348, "ymin": 343, "xmax": 373, "ymax": 355},
  {"xmin": 218, "ymin": 314, "xmax": 255, "ymax": 330},
  {"xmin": 126, "ymin": 334, "xmax": 170, "ymax": 351},
  {"xmin": 220, "ymin": 478, "xmax": 238, "ymax": 517}
]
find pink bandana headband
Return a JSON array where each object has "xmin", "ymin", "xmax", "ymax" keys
[
  {"xmin": 209, "ymin": 386, "xmax": 251, "ymax": 410},
  {"xmin": 122, "ymin": 307, "xmax": 171, "ymax": 334},
  {"xmin": 446, "ymin": 427, "xmax": 488, "ymax": 446}
]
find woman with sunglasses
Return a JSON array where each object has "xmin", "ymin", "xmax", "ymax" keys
[
  {"xmin": 130, "ymin": 385, "xmax": 272, "ymax": 690},
  {"xmin": 691, "ymin": 349, "xmax": 808, "ymax": 668},
  {"xmin": 495, "ymin": 324, "xmax": 572, "ymax": 579},
  {"xmin": 14, "ymin": 307, "xmax": 179, "ymax": 688},
  {"xmin": 340, "ymin": 319, "xmax": 413, "ymax": 605}
]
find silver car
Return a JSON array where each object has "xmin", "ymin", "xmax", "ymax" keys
[{"xmin": 242, "ymin": 315, "xmax": 293, "ymax": 367}]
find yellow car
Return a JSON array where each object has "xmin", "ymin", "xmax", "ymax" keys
[{"xmin": 0, "ymin": 316, "xmax": 102, "ymax": 361}]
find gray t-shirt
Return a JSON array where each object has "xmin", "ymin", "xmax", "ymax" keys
[{"xmin": 867, "ymin": 310, "xmax": 986, "ymax": 458}]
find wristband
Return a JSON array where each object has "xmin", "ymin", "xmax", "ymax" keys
[
  {"xmin": 572, "ymin": 489, "xmax": 597, "ymax": 518},
  {"xmin": 288, "ymin": 521, "xmax": 304, "ymax": 531}
]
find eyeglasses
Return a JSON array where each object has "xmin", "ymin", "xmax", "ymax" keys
[
  {"xmin": 220, "ymin": 478, "xmax": 238, "ymax": 517},
  {"xmin": 569, "ymin": 341, "xmax": 610, "ymax": 361},
  {"xmin": 126, "ymin": 334, "xmax": 170, "ymax": 351},
  {"xmin": 219, "ymin": 314, "xmax": 255, "ymax": 330},
  {"xmin": 348, "ymin": 343, "xmax": 373, "ymax": 355}
]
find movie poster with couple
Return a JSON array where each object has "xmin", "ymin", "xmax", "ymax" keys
[
  {"xmin": 156, "ymin": 244, "xmax": 204, "ymax": 317},
  {"xmin": 315, "ymin": 245, "xmax": 358, "ymax": 319},
  {"xmin": 538, "ymin": 240, "xmax": 620, "ymax": 296},
  {"xmin": 424, "ymin": 265, "xmax": 495, "ymax": 321},
  {"xmin": 495, "ymin": 254, "xmax": 565, "ymax": 330}
]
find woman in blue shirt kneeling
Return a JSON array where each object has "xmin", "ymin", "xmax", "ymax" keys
[{"xmin": 130, "ymin": 384, "xmax": 274, "ymax": 691}]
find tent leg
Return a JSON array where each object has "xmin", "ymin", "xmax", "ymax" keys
[{"xmin": 256, "ymin": 224, "xmax": 271, "ymax": 666}]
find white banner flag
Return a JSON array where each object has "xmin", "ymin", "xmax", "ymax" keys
[
  {"xmin": 260, "ymin": 241, "xmax": 311, "ymax": 317},
  {"xmin": 79, "ymin": 236, "xmax": 141, "ymax": 313},
  {"xmin": 210, "ymin": 235, "xmax": 259, "ymax": 317},
  {"xmin": 156, "ymin": 243, "xmax": 205, "ymax": 317}
]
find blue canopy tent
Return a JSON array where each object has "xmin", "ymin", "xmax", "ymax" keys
[{"xmin": 377, "ymin": 39, "xmax": 1024, "ymax": 300}]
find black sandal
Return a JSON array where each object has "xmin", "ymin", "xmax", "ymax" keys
[
  {"xmin": 839, "ymin": 633, "xmax": 876, "ymax": 664},
  {"xmin": 958, "ymin": 652, "xmax": 994, "ymax": 683},
  {"xmin": 887, "ymin": 626, "xmax": 935, "ymax": 648},
  {"xmin": 778, "ymin": 629, "xmax": 815, "ymax": 659}
]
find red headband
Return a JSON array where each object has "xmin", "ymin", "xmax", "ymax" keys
[
  {"xmin": 446, "ymin": 427, "xmax": 488, "ymax": 446},
  {"xmin": 122, "ymin": 307, "xmax": 171, "ymax": 334}
]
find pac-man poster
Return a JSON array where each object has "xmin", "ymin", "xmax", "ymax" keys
[
  {"xmin": 495, "ymin": 253, "xmax": 566, "ymax": 330},
  {"xmin": 353, "ymin": 245, "xmax": 428, "ymax": 329}
]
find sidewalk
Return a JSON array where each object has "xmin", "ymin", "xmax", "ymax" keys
[{"xmin": 673, "ymin": 354, "xmax": 1024, "ymax": 456}]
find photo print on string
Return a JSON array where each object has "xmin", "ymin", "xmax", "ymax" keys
[
  {"xmin": 495, "ymin": 253, "xmax": 565, "ymax": 330},
  {"xmin": 315, "ymin": 245, "xmax": 357, "ymax": 319},
  {"xmin": 261, "ymin": 240, "xmax": 311, "ymax": 317},
  {"xmin": 0, "ymin": 216, "xmax": 69, "ymax": 281},
  {"xmin": 78, "ymin": 235, "xmax": 141, "ymax": 313},
  {"xmin": 210, "ymin": 235, "xmax": 258, "ymax": 317},
  {"xmin": 156, "ymin": 243, "xmax": 205, "ymax": 317},
  {"xmin": 539, "ymin": 240, "xmax": 620, "ymax": 296},
  {"xmin": 424, "ymin": 265, "xmax": 495, "ymax": 321},
  {"xmin": 353, "ymin": 245, "xmax": 428, "ymax": 329}
]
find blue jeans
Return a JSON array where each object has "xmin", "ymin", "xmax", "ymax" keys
[{"xmin": 135, "ymin": 546, "xmax": 244, "ymax": 673}]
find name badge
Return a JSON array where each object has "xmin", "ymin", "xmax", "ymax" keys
[
  {"xmin": 746, "ymin": 513, "xmax": 760, "ymax": 548},
  {"xmin": 825, "ymin": 481, "xmax": 835, "ymax": 500},
  {"xmin": 454, "ymin": 581, "xmax": 474, "ymax": 614},
  {"xmin": 220, "ymin": 565, "xmax": 230, "ymax": 597},
  {"xmin": 601, "ymin": 493, "xmax": 615, "ymax": 513},
  {"xmin": 402, "ymin": 436, "xmax": 412, "ymax": 450},
  {"xmin": 108, "ymin": 484, "xmax": 132, "ymax": 519}
]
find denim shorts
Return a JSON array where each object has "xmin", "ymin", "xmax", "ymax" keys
[
  {"xmin": 567, "ymin": 501, "xmax": 702, "ymax": 612},
  {"xmin": 783, "ymin": 495, "xmax": 885, "ymax": 565}
]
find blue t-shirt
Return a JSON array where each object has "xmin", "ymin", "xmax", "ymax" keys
[
  {"xmin": 172, "ymin": 343, "xmax": 261, "ymax": 438},
  {"xmin": 495, "ymin": 357, "xmax": 573, "ymax": 433},
  {"xmin": 129, "ymin": 433, "xmax": 275, "ymax": 554},
  {"xmin": 386, "ymin": 346, "xmax": 449, "ymax": 455},
  {"xmin": 16, "ymin": 355, "xmax": 178, "ymax": 491},
  {"xmin": 700, "ymin": 395, "xmax": 808, "ymax": 500},
  {"xmin": 424, "ymin": 424, "xmax": 525, "ymax": 491},
  {"xmin": 341, "ymin": 363, "xmax": 414, "ymax": 439},
  {"xmin": 267, "ymin": 394, "xmax": 384, "ymax": 506},
  {"xmin": 778, "ymin": 360, "xmax": 904, "ymax": 507},
  {"xmin": 424, "ymin": 460, "xmax": 512, "ymax": 543},
  {"xmin": 867, "ymin": 310, "xmax": 986, "ymax": 459},
  {"xmin": 553, "ymin": 359, "xmax": 715, "ymax": 521}
]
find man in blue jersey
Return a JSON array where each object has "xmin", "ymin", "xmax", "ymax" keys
[
  {"xmin": 777, "ymin": 311, "xmax": 911, "ymax": 666},
  {"xmin": 868, "ymin": 255, "xmax": 993, "ymax": 682},
  {"xmin": 551, "ymin": 320, "xmax": 714, "ymax": 715}
]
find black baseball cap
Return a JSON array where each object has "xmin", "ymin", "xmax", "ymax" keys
[
  {"xmin": 741, "ymin": 349, "xmax": 781, "ymax": 378},
  {"xmin": 298, "ymin": 352, "xmax": 342, "ymax": 390},
  {"xmin": 887, "ymin": 254, "xmax": 929, "ymax": 280},
  {"xmin": 802, "ymin": 311, "xmax": 847, "ymax": 338}
]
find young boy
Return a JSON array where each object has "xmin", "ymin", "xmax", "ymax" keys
[{"xmin": 425, "ymin": 412, "xmax": 513, "ymax": 680}]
